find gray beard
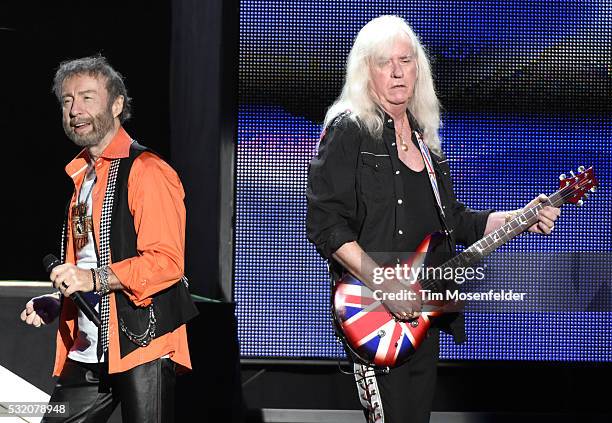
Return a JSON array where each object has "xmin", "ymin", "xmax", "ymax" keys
[{"xmin": 64, "ymin": 108, "xmax": 115, "ymax": 148}]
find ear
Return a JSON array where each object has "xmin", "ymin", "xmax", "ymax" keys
[{"xmin": 111, "ymin": 95, "xmax": 124, "ymax": 119}]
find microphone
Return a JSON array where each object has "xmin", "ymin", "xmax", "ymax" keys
[{"xmin": 43, "ymin": 254, "xmax": 101, "ymax": 327}]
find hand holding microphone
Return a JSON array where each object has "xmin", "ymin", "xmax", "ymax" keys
[{"xmin": 43, "ymin": 254, "xmax": 101, "ymax": 327}]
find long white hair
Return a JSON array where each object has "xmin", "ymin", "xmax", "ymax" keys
[{"xmin": 325, "ymin": 15, "xmax": 442, "ymax": 154}]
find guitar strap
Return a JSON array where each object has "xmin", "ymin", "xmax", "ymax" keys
[
  {"xmin": 414, "ymin": 132, "xmax": 445, "ymax": 219},
  {"xmin": 413, "ymin": 132, "xmax": 457, "ymax": 251}
]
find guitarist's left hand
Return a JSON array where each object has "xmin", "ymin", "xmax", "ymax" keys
[{"xmin": 522, "ymin": 194, "xmax": 561, "ymax": 235}]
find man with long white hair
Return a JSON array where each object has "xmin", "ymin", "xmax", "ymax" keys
[{"xmin": 307, "ymin": 15, "xmax": 559, "ymax": 422}]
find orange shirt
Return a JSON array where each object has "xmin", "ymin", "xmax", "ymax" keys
[{"xmin": 53, "ymin": 127, "xmax": 191, "ymax": 375}]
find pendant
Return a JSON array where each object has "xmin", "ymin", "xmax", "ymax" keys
[
  {"xmin": 401, "ymin": 142, "xmax": 409, "ymax": 152},
  {"xmin": 71, "ymin": 203, "xmax": 93, "ymax": 251}
]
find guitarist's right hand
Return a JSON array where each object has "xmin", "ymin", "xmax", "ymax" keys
[
  {"xmin": 378, "ymin": 279, "xmax": 422, "ymax": 321},
  {"xmin": 332, "ymin": 241, "xmax": 423, "ymax": 320}
]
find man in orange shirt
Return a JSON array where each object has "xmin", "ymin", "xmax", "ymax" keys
[{"xmin": 20, "ymin": 56, "xmax": 197, "ymax": 422}]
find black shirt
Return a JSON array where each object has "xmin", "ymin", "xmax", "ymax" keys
[
  {"xmin": 306, "ymin": 111, "xmax": 492, "ymax": 260},
  {"xmin": 399, "ymin": 165, "xmax": 445, "ymax": 253},
  {"xmin": 306, "ymin": 111, "xmax": 493, "ymax": 342}
]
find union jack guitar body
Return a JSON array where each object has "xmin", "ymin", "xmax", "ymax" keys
[{"xmin": 332, "ymin": 167, "xmax": 598, "ymax": 368}]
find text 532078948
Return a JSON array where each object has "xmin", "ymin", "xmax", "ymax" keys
[{"xmin": 0, "ymin": 402, "xmax": 69, "ymax": 417}]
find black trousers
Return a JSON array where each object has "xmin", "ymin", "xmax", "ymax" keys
[
  {"xmin": 42, "ymin": 357, "xmax": 176, "ymax": 423},
  {"xmin": 354, "ymin": 329, "xmax": 439, "ymax": 423}
]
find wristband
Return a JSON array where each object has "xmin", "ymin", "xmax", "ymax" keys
[
  {"xmin": 95, "ymin": 266, "xmax": 111, "ymax": 295},
  {"xmin": 90, "ymin": 269, "xmax": 97, "ymax": 292}
]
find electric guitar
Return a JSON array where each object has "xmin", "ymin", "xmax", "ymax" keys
[{"xmin": 332, "ymin": 166, "xmax": 598, "ymax": 368}]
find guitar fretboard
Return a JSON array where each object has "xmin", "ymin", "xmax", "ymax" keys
[
  {"xmin": 440, "ymin": 189, "xmax": 566, "ymax": 271},
  {"xmin": 417, "ymin": 167, "xmax": 595, "ymax": 291}
]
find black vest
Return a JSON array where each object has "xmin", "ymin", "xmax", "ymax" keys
[
  {"xmin": 59, "ymin": 143, "xmax": 199, "ymax": 358},
  {"xmin": 110, "ymin": 143, "xmax": 198, "ymax": 357}
]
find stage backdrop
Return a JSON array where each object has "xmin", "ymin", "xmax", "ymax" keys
[{"xmin": 235, "ymin": 0, "xmax": 612, "ymax": 361}]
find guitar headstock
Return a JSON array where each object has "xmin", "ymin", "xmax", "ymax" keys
[{"xmin": 558, "ymin": 166, "xmax": 598, "ymax": 206}]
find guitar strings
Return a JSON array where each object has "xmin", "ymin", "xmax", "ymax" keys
[{"xmin": 365, "ymin": 177, "xmax": 594, "ymax": 296}]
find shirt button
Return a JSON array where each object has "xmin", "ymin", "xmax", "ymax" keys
[
  {"xmin": 397, "ymin": 199, "xmax": 403, "ymax": 205},
  {"xmin": 395, "ymin": 170, "xmax": 400, "ymax": 175},
  {"xmin": 398, "ymin": 229, "xmax": 403, "ymax": 235}
]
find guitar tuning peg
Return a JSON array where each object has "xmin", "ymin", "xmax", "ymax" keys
[
  {"xmin": 570, "ymin": 170, "xmax": 576, "ymax": 177},
  {"xmin": 590, "ymin": 187, "xmax": 596, "ymax": 192},
  {"xmin": 577, "ymin": 200, "xmax": 584, "ymax": 207},
  {"xmin": 559, "ymin": 174, "xmax": 566, "ymax": 181},
  {"xmin": 584, "ymin": 193, "xmax": 589, "ymax": 198},
  {"xmin": 578, "ymin": 166, "xmax": 585, "ymax": 172}
]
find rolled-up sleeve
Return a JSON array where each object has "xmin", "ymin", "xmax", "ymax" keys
[
  {"xmin": 451, "ymin": 199, "xmax": 493, "ymax": 246},
  {"xmin": 306, "ymin": 119, "xmax": 360, "ymax": 259},
  {"xmin": 109, "ymin": 152, "xmax": 186, "ymax": 306}
]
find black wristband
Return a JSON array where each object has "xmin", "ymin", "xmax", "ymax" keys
[{"xmin": 90, "ymin": 269, "xmax": 96, "ymax": 292}]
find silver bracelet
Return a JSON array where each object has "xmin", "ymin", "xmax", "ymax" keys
[{"xmin": 95, "ymin": 266, "xmax": 111, "ymax": 295}]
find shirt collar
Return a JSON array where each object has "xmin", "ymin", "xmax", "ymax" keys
[
  {"xmin": 65, "ymin": 126, "xmax": 132, "ymax": 179},
  {"xmin": 382, "ymin": 110, "xmax": 422, "ymax": 134},
  {"xmin": 383, "ymin": 111, "xmax": 396, "ymax": 128}
]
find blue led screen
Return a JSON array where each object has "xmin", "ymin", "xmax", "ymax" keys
[{"xmin": 235, "ymin": 1, "xmax": 612, "ymax": 361}]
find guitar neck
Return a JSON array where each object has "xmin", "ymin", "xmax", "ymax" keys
[{"xmin": 441, "ymin": 189, "xmax": 566, "ymax": 270}]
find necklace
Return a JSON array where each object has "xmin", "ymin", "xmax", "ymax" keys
[
  {"xmin": 397, "ymin": 117, "xmax": 410, "ymax": 152},
  {"xmin": 72, "ymin": 164, "xmax": 96, "ymax": 251}
]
